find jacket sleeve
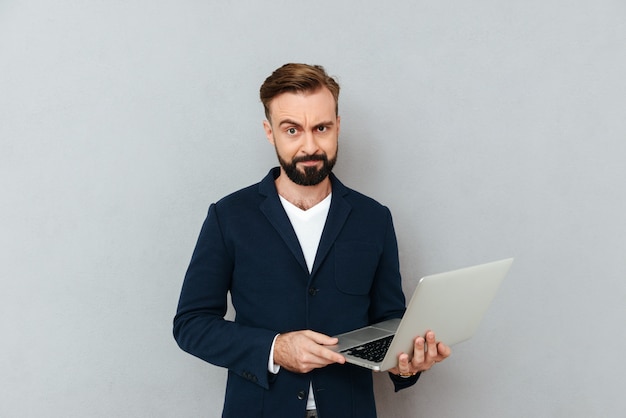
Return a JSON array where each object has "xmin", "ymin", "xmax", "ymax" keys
[
  {"xmin": 389, "ymin": 371, "xmax": 421, "ymax": 391},
  {"xmin": 173, "ymin": 204, "xmax": 277, "ymax": 389},
  {"xmin": 368, "ymin": 207, "xmax": 407, "ymax": 324}
]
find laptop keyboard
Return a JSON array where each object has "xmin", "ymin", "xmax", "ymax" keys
[{"xmin": 341, "ymin": 335, "xmax": 394, "ymax": 363}]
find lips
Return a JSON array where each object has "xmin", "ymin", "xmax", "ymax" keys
[{"xmin": 293, "ymin": 155, "xmax": 326, "ymax": 164}]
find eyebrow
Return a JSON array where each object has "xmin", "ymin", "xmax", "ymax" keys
[
  {"xmin": 278, "ymin": 119, "xmax": 302, "ymax": 127},
  {"xmin": 278, "ymin": 119, "xmax": 335, "ymax": 128}
]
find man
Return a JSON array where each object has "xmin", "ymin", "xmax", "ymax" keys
[{"xmin": 173, "ymin": 63, "xmax": 450, "ymax": 418}]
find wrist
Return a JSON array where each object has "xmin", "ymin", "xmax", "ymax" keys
[{"xmin": 268, "ymin": 334, "xmax": 281, "ymax": 374}]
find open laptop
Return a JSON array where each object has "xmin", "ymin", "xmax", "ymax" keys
[{"xmin": 331, "ymin": 258, "xmax": 514, "ymax": 371}]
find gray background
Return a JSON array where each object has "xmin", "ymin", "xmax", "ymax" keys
[{"xmin": 1, "ymin": 1, "xmax": 625, "ymax": 417}]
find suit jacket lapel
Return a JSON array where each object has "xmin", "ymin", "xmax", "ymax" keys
[
  {"xmin": 311, "ymin": 174, "xmax": 352, "ymax": 278},
  {"xmin": 259, "ymin": 169, "xmax": 309, "ymax": 274}
]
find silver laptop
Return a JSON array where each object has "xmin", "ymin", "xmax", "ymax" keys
[{"xmin": 331, "ymin": 258, "xmax": 514, "ymax": 371}]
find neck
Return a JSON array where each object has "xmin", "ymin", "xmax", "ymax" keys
[{"xmin": 275, "ymin": 170, "xmax": 332, "ymax": 211}]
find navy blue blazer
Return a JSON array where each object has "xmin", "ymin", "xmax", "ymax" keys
[{"xmin": 174, "ymin": 168, "xmax": 416, "ymax": 417}]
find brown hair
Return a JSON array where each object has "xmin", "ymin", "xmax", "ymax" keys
[{"xmin": 260, "ymin": 63, "xmax": 340, "ymax": 120}]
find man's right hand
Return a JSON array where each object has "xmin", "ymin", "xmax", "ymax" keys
[{"xmin": 273, "ymin": 330, "xmax": 346, "ymax": 374}]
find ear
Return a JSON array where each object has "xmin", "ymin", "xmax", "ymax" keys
[
  {"xmin": 336, "ymin": 115, "xmax": 341, "ymax": 136},
  {"xmin": 263, "ymin": 120, "xmax": 275, "ymax": 145}
]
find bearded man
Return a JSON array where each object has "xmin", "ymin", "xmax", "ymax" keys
[{"xmin": 173, "ymin": 63, "xmax": 450, "ymax": 418}]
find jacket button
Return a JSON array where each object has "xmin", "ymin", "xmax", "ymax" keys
[
  {"xmin": 308, "ymin": 287, "xmax": 318, "ymax": 296},
  {"xmin": 242, "ymin": 371, "xmax": 256, "ymax": 382},
  {"xmin": 297, "ymin": 390, "xmax": 307, "ymax": 400}
]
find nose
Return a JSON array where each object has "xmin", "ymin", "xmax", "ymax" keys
[{"xmin": 301, "ymin": 130, "xmax": 319, "ymax": 155}]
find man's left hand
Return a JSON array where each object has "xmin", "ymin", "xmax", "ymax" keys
[{"xmin": 388, "ymin": 330, "xmax": 451, "ymax": 376}]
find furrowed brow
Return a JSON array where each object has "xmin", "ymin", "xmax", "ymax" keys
[{"xmin": 278, "ymin": 119, "xmax": 302, "ymax": 128}]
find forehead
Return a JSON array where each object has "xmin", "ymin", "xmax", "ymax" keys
[{"xmin": 268, "ymin": 87, "xmax": 337, "ymax": 123}]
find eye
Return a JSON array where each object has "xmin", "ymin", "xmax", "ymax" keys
[
  {"xmin": 286, "ymin": 127, "xmax": 298, "ymax": 135},
  {"xmin": 316, "ymin": 126, "xmax": 327, "ymax": 133}
]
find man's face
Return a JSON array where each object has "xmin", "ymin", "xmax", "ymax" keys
[{"xmin": 263, "ymin": 87, "xmax": 340, "ymax": 186}]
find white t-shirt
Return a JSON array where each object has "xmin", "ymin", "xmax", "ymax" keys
[{"xmin": 279, "ymin": 194, "xmax": 331, "ymax": 272}]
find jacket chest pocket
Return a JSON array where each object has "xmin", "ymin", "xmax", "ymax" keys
[{"xmin": 334, "ymin": 241, "xmax": 380, "ymax": 295}]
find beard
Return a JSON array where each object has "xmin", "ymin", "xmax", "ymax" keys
[{"xmin": 276, "ymin": 148, "xmax": 337, "ymax": 186}]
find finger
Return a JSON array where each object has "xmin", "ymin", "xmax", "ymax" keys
[
  {"xmin": 398, "ymin": 353, "xmax": 411, "ymax": 373},
  {"xmin": 312, "ymin": 345, "xmax": 346, "ymax": 365},
  {"xmin": 425, "ymin": 331, "xmax": 438, "ymax": 359},
  {"xmin": 411, "ymin": 337, "xmax": 426, "ymax": 366},
  {"xmin": 390, "ymin": 350, "xmax": 419, "ymax": 376},
  {"xmin": 304, "ymin": 330, "xmax": 339, "ymax": 346},
  {"xmin": 400, "ymin": 353, "xmax": 410, "ymax": 367},
  {"xmin": 295, "ymin": 346, "xmax": 344, "ymax": 372},
  {"xmin": 303, "ymin": 332, "xmax": 344, "ymax": 363},
  {"xmin": 410, "ymin": 334, "xmax": 438, "ymax": 371},
  {"xmin": 436, "ymin": 342, "xmax": 451, "ymax": 360},
  {"xmin": 298, "ymin": 334, "xmax": 344, "ymax": 364}
]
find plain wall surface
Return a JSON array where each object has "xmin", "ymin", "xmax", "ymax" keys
[{"xmin": 1, "ymin": 1, "xmax": 625, "ymax": 417}]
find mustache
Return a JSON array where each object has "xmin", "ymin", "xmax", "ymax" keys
[{"xmin": 292, "ymin": 154, "xmax": 327, "ymax": 164}]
